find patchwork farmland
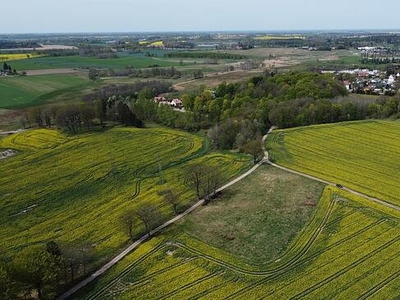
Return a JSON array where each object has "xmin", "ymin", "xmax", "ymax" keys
[
  {"xmin": 73, "ymin": 166, "xmax": 400, "ymax": 299},
  {"xmin": 0, "ymin": 128, "xmax": 251, "ymax": 272}
]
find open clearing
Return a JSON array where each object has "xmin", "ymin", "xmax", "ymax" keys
[
  {"xmin": 74, "ymin": 165, "xmax": 400, "ymax": 299},
  {"xmin": 267, "ymin": 120, "xmax": 400, "ymax": 206},
  {"xmin": 181, "ymin": 165, "xmax": 324, "ymax": 264},
  {"xmin": 224, "ymin": 48, "xmax": 359, "ymax": 70},
  {"xmin": 0, "ymin": 128, "xmax": 251, "ymax": 272}
]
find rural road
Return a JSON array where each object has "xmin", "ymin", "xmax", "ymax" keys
[
  {"xmin": 59, "ymin": 126, "xmax": 400, "ymax": 299},
  {"xmin": 57, "ymin": 147, "xmax": 265, "ymax": 300}
]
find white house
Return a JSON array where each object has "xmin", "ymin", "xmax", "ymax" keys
[{"xmin": 171, "ymin": 98, "xmax": 183, "ymax": 108}]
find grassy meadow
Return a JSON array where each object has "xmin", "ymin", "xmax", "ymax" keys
[
  {"xmin": 74, "ymin": 165, "xmax": 400, "ymax": 299},
  {"xmin": 0, "ymin": 128, "xmax": 252, "ymax": 269},
  {"xmin": 0, "ymin": 73, "xmax": 90, "ymax": 109},
  {"xmin": 9, "ymin": 53, "xmax": 184, "ymax": 70},
  {"xmin": 267, "ymin": 120, "xmax": 400, "ymax": 206}
]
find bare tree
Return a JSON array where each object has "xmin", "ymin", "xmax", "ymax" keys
[
  {"xmin": 185, "ymin": 163, "xmax": 207, "ymax": 199},
  {"xmin": 201, "ymin": 165, "xmax": 222, "ymax": 203},
  {"xmin": 119, "ymin": 210, "xmax": 135, "ymax": 240},
  {"xmin": 135, "ymin": 203, "xmax": 162, "ymax": 237},
  {"xmin": 185, "ymin": 163, "xmax": 222, "ymax": 202},
  {"xmin": 159, "ymin": 189, "xmax": 181, "ymax": 215}
]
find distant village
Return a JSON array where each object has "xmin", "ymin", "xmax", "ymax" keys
[{"xmin": 323, "ymin": 69, "xmax": 399, "ymax": 96}]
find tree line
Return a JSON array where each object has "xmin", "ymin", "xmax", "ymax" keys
[
  {"xmin": 23, "ymin": 98, "xmax": 144, "ymax": 134},
  {"xmin": 89, "ymin": 66, "xmax": 181, "ymax": 79},
  {"xmin": 164, "ymin": 51, "xmax": 248, "ymax": 60},
  {"xmin": 83, "ymin": 80, "xmax": 171, "ymax": 101},
  {"xmin": 131, "ymin": 71, "xmax": 400, "ymax": 155},
  {"xmin": 119, "ymin": 162, "xmax": 223, "ymax": 243}
]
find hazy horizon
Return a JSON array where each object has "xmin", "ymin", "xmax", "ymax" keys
[{"xmin": 2, "ymin": 0, "xmax": 400, "ymax": 34}]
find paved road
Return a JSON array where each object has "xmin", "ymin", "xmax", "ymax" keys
[{"xmin": 58, "ymin": 149, "xmax": 265, "ymax": 299}]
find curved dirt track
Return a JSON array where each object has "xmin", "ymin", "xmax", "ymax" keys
[
  {"xmin": 262, "ymin": 128, "xmax": 400, "ymax": 212},
  {"xmin": 59, "ymin": 126, "xmax": 400, "ymax": 299},
  {"xmin": 58, "ymin": 151, "xmax": 265, "ymax": 299}
]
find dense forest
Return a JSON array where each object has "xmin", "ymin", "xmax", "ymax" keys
[{"xmin": 24, "ymin": 72, "xmax": 400, "ymax": 152}]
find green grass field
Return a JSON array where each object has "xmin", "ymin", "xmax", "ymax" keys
[
  {"xmin": 74, "ymin": 166, "xmax": 400, "ymax": 299},
  {"xmin": 181, "ymin": 165, "xmax": 325, "ymax": 264},
  {"xmin": 9, "ymin": 53, "xmax": 183, "ymax": 70},
  {"xmin": 267, "ymin": 120, "xmax": 400, "ymax": 206},
  {"xmin": 0, "ymin": 73, "xmax": 90, "ymax": 109},
  {"xmin": 0, "ymin": 128, "xmax": 252, "ymax": 270}
]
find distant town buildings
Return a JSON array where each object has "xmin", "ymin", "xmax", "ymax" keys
[{"xmin": 323, "ymin": 69, "xmax": 398, "ymax": 96}]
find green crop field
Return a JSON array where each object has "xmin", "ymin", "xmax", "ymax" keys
[
  {"xmin": 0, "ymin": 73, "xmax": 90, "ymax": 109},
  {"xmin": 0, "ymin": 128, "xmax": 251, "ymax": 270},
  {"xmin": 74, "ymin": 166, "xmax": 400, "ymax": 299},
  {"xmin": 266, "ymin": 120, "xmax": 400, "ymax": 206},
  {"xmin": 9, "ymin": 53, "xmax": 183, "ymax": 70}
]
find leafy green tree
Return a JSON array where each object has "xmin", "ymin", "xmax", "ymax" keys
[
  {"xmin": 13, "ymin": 247, "xmax": 62, "ymax": 300},
  {"xmin": 94, "ymin": 99, "xmax": 107, "ymax": 125},
  {"xmin": 138, "ymin": 87, "xmax": 154, "ymax": 100},
  {"xmin": 0, "ymin": 263, "xmax": 17, "ymax": 300},
  {"xmin": 242, "ymin": 139, "xmax": 264, "ymax": 164}
]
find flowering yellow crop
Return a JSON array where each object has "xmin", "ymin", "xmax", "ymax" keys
[{"xmin": 0, "ymin": 53, "xmax": 42, "ymax": 62}]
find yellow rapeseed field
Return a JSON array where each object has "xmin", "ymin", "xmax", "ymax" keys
[
  {"xmin": 0, "ymin": 53, "xmax": 42, "ymax": 62},
  {"xmin": 267, "ymin": 120, "xmax": 400, "ymax": 206}
]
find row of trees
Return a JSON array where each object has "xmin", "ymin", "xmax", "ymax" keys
[
  {"xmin": 119, "ymin": 162, "xmax": 223, "ymax": 242},
  {"xmin": 24, "ymin": 98, "xmax": 143, "ymax": 133},
  {"xmin": 164, "ymin": 51, "xmax": 248, "ymax": 60},
  {"xmin": 83, "ymin": 80, "xmax": 171, "ymax": 102},
  {"xmin": 89, "ymin": 66, "xmax": 181, "ymax": 79}
]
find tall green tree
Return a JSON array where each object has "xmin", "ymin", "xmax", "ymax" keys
[{"xmin": 13, "ymin": 247, "xmax": 62, "ymax": 299}]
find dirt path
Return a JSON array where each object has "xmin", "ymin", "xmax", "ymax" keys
[
  {"xmin": 60, "ymin": 126, "xmax": 400, "ymax": 299},
  {"xmin": 57, "ymin": 155, "xmax": 264, "ymax": 300}
]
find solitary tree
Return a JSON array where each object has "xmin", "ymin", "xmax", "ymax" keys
[
  {"xmin": 119, "ymin": 209, "xmax": 136, "ymax": 240},
  {"xmin": 135, "ymin": 203, "xmax": 162, "ymax": 237},
  {"xmin": 242, "ymin": 138, "xmax": 264, "ymax": 164}
]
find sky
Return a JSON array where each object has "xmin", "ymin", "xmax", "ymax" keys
[{"xmin": 2, "ymin": 0, "xmax": 400, "ymax": 34}]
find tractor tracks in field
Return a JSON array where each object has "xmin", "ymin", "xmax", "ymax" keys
[
  {"xmin": 57, "ymin": 148, "xmax": 264, "ymax": 300},
  {"xmin": 263, "ymin": 128, "xmax": 400, "ymax": 213},
  {"xmin": 60, "ymin": 127, "xmax": 400, "ymax": 299}
]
